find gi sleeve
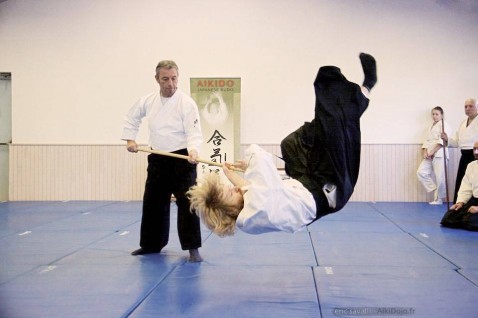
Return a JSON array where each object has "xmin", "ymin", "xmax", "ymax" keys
[
  {"xmin": 456, "ymin": 164, "xmax": 473, "ymax": 204},
  {"xmin": 121, "ymin": 97, "xmax": 147, "ymax": 141},
  {"xmin": 244, "ymin": 144, "xmax": 283, "ymax": 186},
  {"xmin": 439, "ymin": 121, "xmax": 452, "ymax": 147},
  {"xmin": 181, "ymin": 98, "xmax": 203, "ymax": 153},
  {"xmin": 448, "ymin": 120, "xmax": 465, "ymax": 148},
  {"xmin": 236, "ymin": 145, "xmax": 285, "ymax": 234}
]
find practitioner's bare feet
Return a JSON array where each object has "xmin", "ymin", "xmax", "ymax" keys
[
  {"xmin": 131, "ymin": 247, "xmax": 162, "ymax": 256},
  {"xmin": 359, "ymin": 53, "xmax": 377, "ymax": 91},
  {"xmin": 188, "ymin": 249, "xmax": 203, "ymax": 263}
]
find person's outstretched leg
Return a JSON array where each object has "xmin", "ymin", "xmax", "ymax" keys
[{"xmin": 309, "ymin": 53, "xmax": 376, "ymax": 213}]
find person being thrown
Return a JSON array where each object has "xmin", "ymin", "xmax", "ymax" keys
[{"xmin": 187, "ymin": 53, "xmax": 377, "ymax": 236}]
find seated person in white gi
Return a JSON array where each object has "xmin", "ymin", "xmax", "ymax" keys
[
  {"xmin": 188, "ymin": 53, "xmax": 377, "ymax": 236},
  {"xmin": 440, "ymin": 140, "xmax": 478, "ymax": 231}
]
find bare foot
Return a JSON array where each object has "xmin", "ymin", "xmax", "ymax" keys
[{"xmin": 188, "ymin": 249, "xmax": 203, "ymax": 263}]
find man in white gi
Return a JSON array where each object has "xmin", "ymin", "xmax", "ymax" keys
[
  {"xmin": 122, "ymin": 60, "xmax": 204, "ymax": 261},
  {"xmin": 441, "ymin": 98, "xmax": 478, "ymax": 203},
  {"xmin": 440, "ymin": 140, "xmax": 478, "ymax": 231}
]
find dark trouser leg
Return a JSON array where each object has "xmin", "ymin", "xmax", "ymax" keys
[
  {"xmin": 139, "ymin": 157, "xmax": 172, "ymax": 250},
  {"xmin": 280, "ymin": 126, "xmax": 308, "ymax": 180},
  {"xmin": 463, "ymin": 197, "xmax": 478, "ymax": 231},
  {"xmin": 280, "ymin": 123, "xmax": 332, "ymax": 220},
  {"xmin": 172, "ymin": 150, "xmax": 202, "ymax": 251},
  {"xmin": 176, "ymin": 192, "xmax": 202, "ymax": 250},
  {"xmin": 441, "ymin": 196, "xmax": 478, "ymax": 229},
  {"xmin": 453, "ymin": 150, "xmax": 474, "ymax": 203}
]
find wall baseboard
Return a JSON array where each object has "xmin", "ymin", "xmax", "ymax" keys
[{"xmin": 8, "ymin": 144, "xmax": 461, "ymax": 202}]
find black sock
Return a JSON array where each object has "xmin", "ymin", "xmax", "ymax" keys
[{"xmin": 359, "ymin": 53, "xmax": 377, "ymax": 91}]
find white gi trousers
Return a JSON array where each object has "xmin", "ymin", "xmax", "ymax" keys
[{"xmin": 417, "ymin": 156, "xmax": 447, "ymax": 200}]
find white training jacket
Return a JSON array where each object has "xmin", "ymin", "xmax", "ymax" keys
[
  {"xmin": 122, "ymin": 89, "xmax": 203, "ymax": 153},
  {"xmin": 456, "ymin": 160, "xmax": 478, "ymax": 204},
  {"xmin": 236, "ymin": 144, "xmax": 316, "ymax": 234}
]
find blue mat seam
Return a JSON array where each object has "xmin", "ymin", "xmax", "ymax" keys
[
  {"xmin": 311, "ymin": 266, "xmax": 324, "ymax": 318},
  {"xmin": 308, "ymin": 232, "xmax": 319, "ymax": 267},
  {"xmin": 121, "ymin": 265, "xmax": 178, "ymax": 318},
  {"xmin": 455, "ymin": 268, "xmax": 478, "ymax": 288},
  {"xmin": 47, "ymin": 231, "xmax": 129, "ymax": 265}
]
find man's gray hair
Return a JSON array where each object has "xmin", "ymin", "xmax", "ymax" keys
[
  {"xmin": 465, "ymin": 98, "xmax": 477, "ymax": 106},
  {"xmin": 156, "ymin": 60, "xmax": 178, "ymax": 74}
]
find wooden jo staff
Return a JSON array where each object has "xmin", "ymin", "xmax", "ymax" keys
[
  {"xmin": 137, "ymin": 147, "xmax": 245, "ymax": 172},
  {"xmin": 442, "ymin": 119, "xmax": 450, "ymax": 210}
]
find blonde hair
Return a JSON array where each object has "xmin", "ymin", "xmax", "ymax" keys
[{"xmin": 187, "ymin": 173, "xmax": 243, "ymax": 237}]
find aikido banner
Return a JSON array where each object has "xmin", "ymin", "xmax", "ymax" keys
[{"xmin": 190, "ymin": 78, "xmax": 241, "ymax": 178}]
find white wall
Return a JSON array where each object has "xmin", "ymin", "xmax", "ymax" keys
[{"xmin": 0, "ymin": 0, "xmax": 477, "ymax": 145}]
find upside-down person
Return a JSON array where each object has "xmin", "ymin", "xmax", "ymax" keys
[{"xmin": 187, "ymin": 53, "xmax": 377, "ymax": 236}]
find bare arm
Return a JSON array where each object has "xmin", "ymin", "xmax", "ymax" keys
[
  {"xmin": 222, "ymin": 163, "xmax": 250, "ymax": 188},
  {"xmin": 232, "ymin": 160, "xmax": 248, "ymax": 171}
]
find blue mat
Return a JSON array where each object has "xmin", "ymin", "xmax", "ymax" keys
[
  {"xmin": 311, "ymin": 231, "xmax": 455, "ymax": 268},
  {"xmin": 200, "ymin": 230, "xmax": 316, "ymax": 266},
  {"xmin": 0, "ymin": 263, "xmax": 173, "ymax": 318},
  {"xmin": 0, "ymin": 201, "xmax": 115, "ymax": 238},
  {"xmin": 458, "ymin": 268, "xmax": 478, "ymax": 286},
  {"xmin": 411, "ymin": 229, "xmax": 478, "ymax": 270},
  {"xmin": 314, "ymin": 265, "xmax": 478, "ymax": 318},
  {"xmin": 129, "ymin": 264, "xmax": 320, "ymax": 318},
  {"xmin": 1, "ymin": 201, "xmax": 477, "ymax": 318}
]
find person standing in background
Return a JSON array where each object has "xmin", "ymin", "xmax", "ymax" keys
[
  {"xmin": 442, "ymin": 98, "xmax": 478, "ymax": 203},
  {"xmin": 122, "ymin": 60, "xmax": 204, "ymax": 262},
  {"xmin": 417, "ymin": 106, "xmax": 452, "ymax": 205}
]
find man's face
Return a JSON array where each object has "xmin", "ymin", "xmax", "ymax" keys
[
  {"xmin": 464, "ymin": 102, "xmax": 477, "ymax": 118},
  {"xmin": 155, "ymin": 68, "xmax": 178, "ymax": 97}
]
